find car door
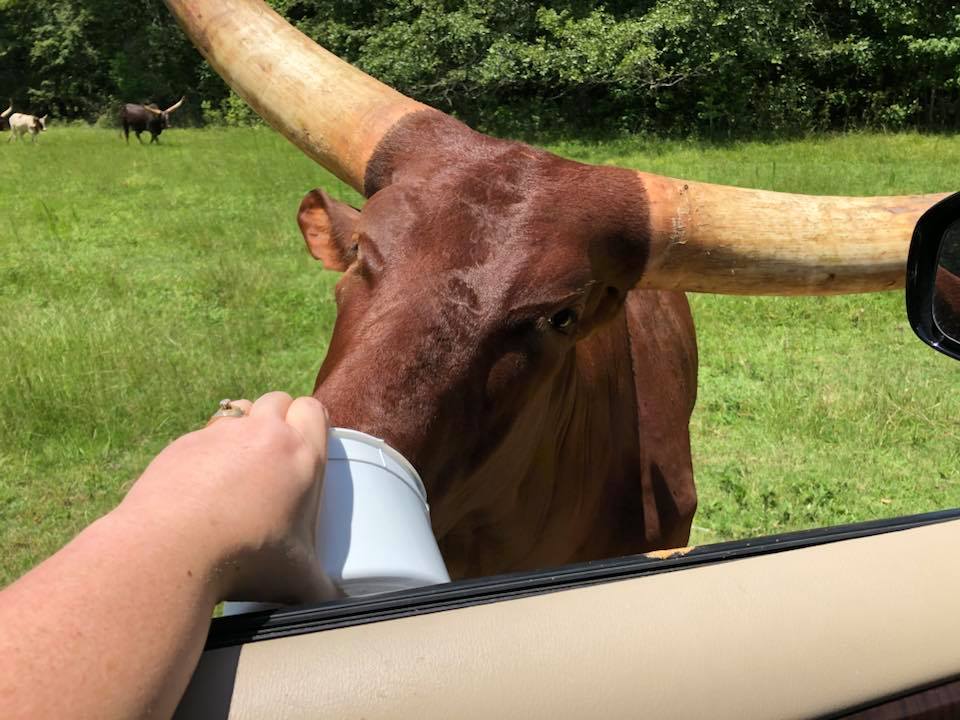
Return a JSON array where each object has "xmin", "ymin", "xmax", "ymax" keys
[{"xmin": 175, "ymin": 509, "xmax": 960, "ymax": 719}]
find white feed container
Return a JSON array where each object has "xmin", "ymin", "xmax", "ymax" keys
[{"xmin": 223, "ymin": 427, "xmax": 449, "ymax": 615}]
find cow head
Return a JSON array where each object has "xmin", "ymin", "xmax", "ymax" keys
[
  {"xmin": 145, "ymin": 97, "xmax": 185, "ymax": 129},
  {"xmin": 34, "ymin": 115, "xmax": 47, "ymax": 133},
  {"xmin": 297, "ymin": 118, "xmax": 653, "ymax": 480},
  {"xmin": 166, "ymin": 0, "xmax": 946, "ymax": 488}
]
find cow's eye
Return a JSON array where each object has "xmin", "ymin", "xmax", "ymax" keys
[
  {"xmin": 548, "ymin": 308, "xmax": 578, "ymax": 333},
  {"xmin": 348, "ymin": 231, "xmax": 362, "ymax": 264}
]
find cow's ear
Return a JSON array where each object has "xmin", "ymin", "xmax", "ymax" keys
[{"xmin": 297, "ymin": 188, "xmax": 361, "ymax": 271}]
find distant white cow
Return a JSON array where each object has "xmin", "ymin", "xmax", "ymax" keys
[{"xmin": 8, "ymin": 113, "xmax": 47, "ymax": 143}]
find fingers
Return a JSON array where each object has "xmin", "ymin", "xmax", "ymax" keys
[
  {"xmin": 285, "ymin": 396, "xmax": 330, "ymax": 461},
  {"xmin": 206, "ymin": 393, "xmax": 330, "ymax": 463},
  {"xmin": 249, "ymin": 391, "xmax": 294, "ymax": 419}
]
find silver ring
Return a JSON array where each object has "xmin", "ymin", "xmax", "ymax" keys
[{"xmin": 209, "ymin": 398, "xmax": 245, "ymax": 421}]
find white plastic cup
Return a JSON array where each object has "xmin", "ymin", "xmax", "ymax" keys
[
  {"xmin": 222, "ymin": 427, "xmax": 449, "ymax": 615},
  {"xmin": 318, "ymin": 427, "xmax": 450, "ymax": 595}
]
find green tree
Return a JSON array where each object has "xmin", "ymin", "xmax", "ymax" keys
[{"xmin": 1, "ymin": 0, "xmax": 957, "ymax": 134}]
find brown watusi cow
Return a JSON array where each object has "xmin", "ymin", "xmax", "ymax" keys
[
  {"xmin": 0, "ymin": 102, "xmax": 11, "ymax": 132},
  {"xmin": 120, "ymin": 98, "xmax": 185, "ymax": 144},
  {"xmin": 166, "ymin": 0, "xmax": 948, "ymax": 579}
]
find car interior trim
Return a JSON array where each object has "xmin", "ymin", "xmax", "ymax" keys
[
  {"xmin": 177, "ymin": 516, "xmax": 960, "ymax": 719},
  {"xmin": 206, "ymin": 508, "xmax": 960, "ymax": 650}
]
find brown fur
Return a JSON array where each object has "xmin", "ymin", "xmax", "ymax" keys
[
  {"xmin": 934, "ymin": 266, "xmax": 960, "ymax": 338},
  {"xmin": 301, "ymin": 111, "xmax": 697, "ymax": 579}
]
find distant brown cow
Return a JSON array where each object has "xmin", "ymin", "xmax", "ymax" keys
[
  {"xmin": 167, "ymin": 0, "xmax": 947, "ymax": 579},
  {"xmin": 120, "ymin": 98, "xmax": 185, "ymax": 143}
]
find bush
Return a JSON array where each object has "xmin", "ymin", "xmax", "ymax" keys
[
  {"xmin": 201, "ymin": 91, "xmax": 265, "ymax": 127},
  {"xmin": 94, "ymin": 108, "xmax": 119, "ymax": 129}
]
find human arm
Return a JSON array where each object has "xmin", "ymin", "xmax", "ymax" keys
[{"xmin": 0, "ymin": 392, "xmax": 333, "ymax": 719}]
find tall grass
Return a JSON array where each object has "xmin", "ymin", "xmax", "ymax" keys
[{"xmin": 1, "ymin": 127, "xmax": 958, "ymax": 582}]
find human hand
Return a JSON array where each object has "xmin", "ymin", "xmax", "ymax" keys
[{"xmin": 116, "ymin": 392, "xmax": 337, "ymax": 605}]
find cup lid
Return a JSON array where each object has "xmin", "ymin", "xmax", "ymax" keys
[{"xmin": 327, "ymin": 428, "xmax": 429, "ymax": 506}]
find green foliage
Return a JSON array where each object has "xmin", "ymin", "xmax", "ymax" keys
[
  {"xmin": 0, "ymin": 1, "xmax": 959, "ymax": 132},
  {"xmin": 0, "ymin": 0, "xmax": 215, "ymax": 121},
  {"xmin": 201, "ymin": 91, "xmax": 264, "ymax": 127},
  {"xmin": 268, "ymin": 0, "xmax": 960, "ymax": 135}
]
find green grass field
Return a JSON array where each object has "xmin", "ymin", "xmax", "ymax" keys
[{"xmin": 2, "ymin": 126, "xmax": 959, "ymax": 584}]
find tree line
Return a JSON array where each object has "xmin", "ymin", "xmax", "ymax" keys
[{"xmin": 1, "ymin": 0, "xmax": 957, "ymax": 136}]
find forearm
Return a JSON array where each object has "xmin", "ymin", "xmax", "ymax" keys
[
  {"xmin": 0, "ymin": 507, "xmax": 222, "ymax": 719},
  {"xmin": 0, "ymin": 393, "xmax": 331, "ymax": 718}
]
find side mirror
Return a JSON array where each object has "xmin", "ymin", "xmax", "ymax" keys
[{"xmin": 906, "ymin": 192, "xmax": 960, "ymax": 361}]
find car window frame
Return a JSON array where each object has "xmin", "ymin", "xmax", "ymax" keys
[{"xmin": 206, "ymin": 507, "xmax": 960, "ymax": 650}]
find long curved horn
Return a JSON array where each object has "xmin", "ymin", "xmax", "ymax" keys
[
  {"xmin": 143, "ymin": 105, "xmax": 163, "ymax": 116},
  {"xmin": 637, "ymin": 173, "xmax": 949, "ymax": 294},
  {"xmin": 163, "ymin": 0, "xmax": 427, "ymax": 192},
  {"xmin": 164, "ymin": 96, "xmax": 186, "ymax": 114},
  {"xmin": 1, "ymin": 103, "xmax": 11, "ymax": 119},
  {"xmin": 165, "ymin": 0, "xmax": 945, "ymax": 295}
]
